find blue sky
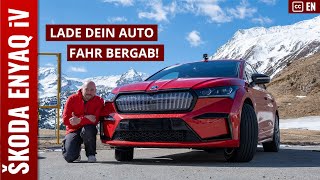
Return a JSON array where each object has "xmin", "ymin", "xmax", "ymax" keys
[{"xmin": 39, "ymin": 0, "xmax": 318, "ymax": 78}]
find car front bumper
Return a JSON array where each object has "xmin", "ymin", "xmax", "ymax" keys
[{"xmin": 100, "ymin": 93, "xmax": 244, "ymax": 148}]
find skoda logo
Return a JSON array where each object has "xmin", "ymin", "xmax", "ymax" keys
[{"xmin": 150, "ymin": 85, "xmax": 158, "ymax": 91}]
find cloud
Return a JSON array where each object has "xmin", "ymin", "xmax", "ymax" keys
[
  {"xmin": 227, "ymin": 0, "xmax": 257, "ymax": 19},
  {"xmin": 180, "ymin": 0, "xmax": 256, "ymax": 23},
  {"xmin": 252, "ymin": 16, "xmax": 273, "ymax": 25},
  {"xmin": 103, "ymin": 0, "xmax": 134, "ymax": 6},
  {"xmin": 69, "ymin": 66, "xmax": 88, "ymax": 73},
  {"xmin": 186, "ymin": 30, "xmax": 203, "ymax": 47},
  {"xmin": 107, "ymin": 16, "xmax": 128, "ymax": 23},
  {"xmin": 45, "ymin": 63, "xmax": 55, "ymax": 67},
  {"xmin": 138, "ymin": 1, "xmax": 176, "ymax": 22},
  {"xmin": 178, "ymin": 0, "xmax": 232, "ymax": 23},
  {"xmin": 259, "ymin": 0, "xmax": 277, "ymax": 5},
  {"xmin": 104, "ymin": 0, "xmax": 258, "ymax": 24},
  {"xmin": 197, "ymin": 3, "xmax": 232, "ymax": 23}
]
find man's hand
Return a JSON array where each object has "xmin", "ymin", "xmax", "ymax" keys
[
  {"xmin": 69, "ymin": 112, "xmax": 81, "ymax": 126},
  {"xmin": 84, "ymin": 115, "xmax": 96, "ymax": 123}
]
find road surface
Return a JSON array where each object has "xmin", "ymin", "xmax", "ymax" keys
[{"xmin": 39, "ymin": 145, "xmax": 320, "ymax": 180}]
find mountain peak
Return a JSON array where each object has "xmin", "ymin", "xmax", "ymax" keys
[
  {"xmin": 233, "ymin": 27, "xmax": 267, "ymax": 38},
  {"xmin": 39, "ymin": 66, "xmax": 56, "ymax": 74},
  {"xmin": 126, "ymin": 67, "xmax": 138, "ymax": 75},
  {"xmin": 38, "ymin": 67, "xmax": 58, "ymax": 82},
  {"xmin": 116, "ymin": 68, "xmax": 143, "ymax": 86}
]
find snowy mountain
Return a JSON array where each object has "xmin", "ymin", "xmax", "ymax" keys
[
  {"xmin": 38, "ymin": 67, "xmax": 148, "ymax": 129},
  {"xmin": 38, "ymin": 67, "xmax": 148, "ymax": 99},
  {"xmin": 116, "ymin": 67, "xmax": 143, "ymax": 86},
  {"xmin": 210, "ymin": 16, "xmax": 320, "ymax": 77}
]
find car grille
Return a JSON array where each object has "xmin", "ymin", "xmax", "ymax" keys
[
  {"xmin": 115, "ymin": 91, "xmax": 194, "ymax": 113},
  {"xmin": 112, "ymin": 119, "xmax": 200, "ymax": 142}
]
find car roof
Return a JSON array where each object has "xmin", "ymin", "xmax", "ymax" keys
[
  {"xmin": 209, "ymin": 59, "xmax": 245, "ymax": 62},
  {"xmin": 171, "ymin": 59, "xmax": 245, "ymax": 67}
]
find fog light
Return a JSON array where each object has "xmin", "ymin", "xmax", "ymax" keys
[
  {"xmin": 103, "ymin": 113, "xmax": 115, "ymax": 121},
  {"xmin": 104, "ymin": 115, "xmax": 115, "ymax": 121},
  {"xmin": 119, "ymin": 121, "xmax": 129, "ymax": 130}
]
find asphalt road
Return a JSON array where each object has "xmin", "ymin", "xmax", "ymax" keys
[{"xmin": 39, "ymin": 145, "xmax": 320, "ymax": 180}]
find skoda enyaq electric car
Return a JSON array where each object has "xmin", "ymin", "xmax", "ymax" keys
[{"xmin": 101, "ymin": 59, "xmax": 280, "ymax": 162}]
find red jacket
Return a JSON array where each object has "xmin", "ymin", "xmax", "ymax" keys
[{"xmin": 62, "ymin": 90, "xmax": 104, "ymax": 134}]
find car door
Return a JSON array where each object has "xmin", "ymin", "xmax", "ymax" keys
[{"xmin": 244, "ymin": 63, "xmax": 275, "ymax": 141}]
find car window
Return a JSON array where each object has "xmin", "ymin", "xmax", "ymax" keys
[
  {"xmin": 158, "ymin": 72, "xmax": 179, "ymax": 80},
  {"xmin": 147, "ymin": 61, "xmax": 240, "ymax": 81}
]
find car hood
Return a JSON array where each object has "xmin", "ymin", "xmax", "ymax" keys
[{"xmin": 112, "ymin": 77, "xmax": 243, "ymax": 93}]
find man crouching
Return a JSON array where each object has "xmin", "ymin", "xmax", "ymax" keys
[{"xmin": 62, "ymin": 81, "xmax": 104, "ymax": 163}]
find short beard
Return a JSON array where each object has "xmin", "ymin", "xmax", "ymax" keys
[{"xmin": 83, "ymin": 95, "xmax": 92, "ymax": 101}]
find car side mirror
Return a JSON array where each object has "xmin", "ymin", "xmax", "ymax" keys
[{"xmin": 251, "ymin": 73, "xmax": 270, "ymax": 84}]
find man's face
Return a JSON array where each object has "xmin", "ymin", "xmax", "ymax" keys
[{"xmin": 82, "ymin": 82, "xmax": 96, "ymax": 101}]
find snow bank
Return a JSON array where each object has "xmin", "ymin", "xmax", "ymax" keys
[{"xmin": 280, "ymin": 116, "xmax": 320, "ymax": 130}]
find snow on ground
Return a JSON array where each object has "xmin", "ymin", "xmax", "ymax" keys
[
  {"xmin": 296, "ymin": 95, "xmax": 307, "ymax": 98},
  {"xmin": 280, "ymin": 116, "xmax": 320, "ymax": 130}
]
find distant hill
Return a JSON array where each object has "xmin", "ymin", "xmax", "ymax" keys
[{"xmin": 267, "ymin": 53, "xmax": 320, "ymax": 118}]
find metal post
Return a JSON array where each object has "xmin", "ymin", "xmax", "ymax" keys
[
  {"xmin": 57, "ymin": 53, "xmax": 61, "ymax": 144},
  {"xmin": 38, "ymin": 52, "xmax": 62, "ymax": 144}
]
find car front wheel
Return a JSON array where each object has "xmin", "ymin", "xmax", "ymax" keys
[
  {"xmin": 224, "ymin": 103, "xmax": 258, "ymax": 162},
  {"xmin": 115, "ymin": 147, "xmax": 134, "ymax": 161}
]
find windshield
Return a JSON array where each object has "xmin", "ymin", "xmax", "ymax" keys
[{"xmin": 147, "ymin": 61, "xmax": 240, "ymax": 81}]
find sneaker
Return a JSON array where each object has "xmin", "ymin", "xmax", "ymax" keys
[
  {"xmin": 74, "ymin": 155, "xmax": 81, "ymax": 162},
  {"xmin": 88, "ymin": 155, "xmax": 96, "ymax": 163}
]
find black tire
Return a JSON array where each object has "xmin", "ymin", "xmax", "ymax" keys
[
  {"xmin": 262, "ymin": 115, "xmax": 280, "ymax": 152},
  {"xmin": 204, "ymin": 149, "xmax": 217, "ymax": 153},
  {"xmin": 115, "ymin": 147, "xmax": 134, "ymax": 161},
  {"xmin": 224, "ymin": 104, "xmax": 258, "ymax": 162}
]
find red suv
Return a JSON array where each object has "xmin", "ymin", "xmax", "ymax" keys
[{"xmin": 101, "ymin": 60, "xmax": 280, "ymax": 162}]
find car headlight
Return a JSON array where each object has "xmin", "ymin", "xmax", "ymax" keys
[
  {"xmin": 105, "ymin": 92, "xmax": 117, "ymax": 102},
  {"xmin": 195, "ymin": 86, "xmax": 239, "ymax": 99}
]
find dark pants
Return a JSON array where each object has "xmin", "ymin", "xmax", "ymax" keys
[{"xmin": 62, "ymin": 125, "xmax": 97, "ymax": 163}]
